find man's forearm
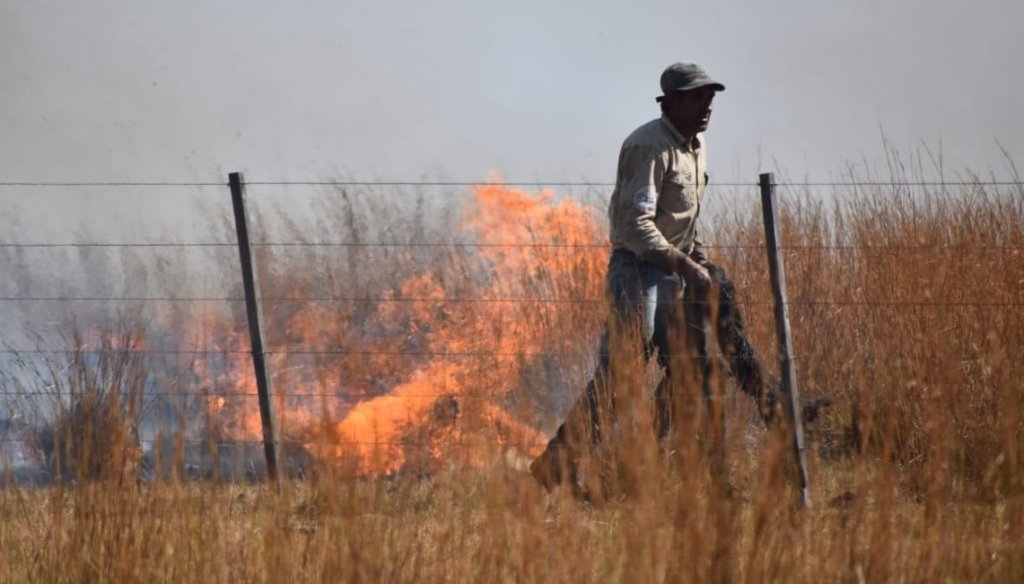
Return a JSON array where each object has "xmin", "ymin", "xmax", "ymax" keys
[{"xmin": 676, "ymin": 253, "xmax": 711, "ymax": 296}]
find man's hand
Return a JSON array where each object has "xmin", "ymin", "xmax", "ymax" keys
[{"xmin": 677, "ymin": 255, "xmax": 711, "ymax": 297}]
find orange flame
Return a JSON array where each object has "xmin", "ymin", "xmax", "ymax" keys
[{"xmin": 194, "ymin": 180, "xmax": 607, "ymax": 475}]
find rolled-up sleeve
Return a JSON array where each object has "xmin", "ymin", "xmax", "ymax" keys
[{"xmin": 610, "ymin": 144, "xmax": 686, "ymax": 272}]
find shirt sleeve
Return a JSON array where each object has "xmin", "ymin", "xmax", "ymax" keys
[
  {"xmin": 688, "ymin": 170, "xmax": 710, "ymax": 262},
  {"xmin": 610, "ymin": 143, "xmax": 686, "ymax": 272}
]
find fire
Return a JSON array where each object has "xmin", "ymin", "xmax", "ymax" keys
[{"xmin": 193, "ymin": 181, "xmax": 607, "ymax": 475}]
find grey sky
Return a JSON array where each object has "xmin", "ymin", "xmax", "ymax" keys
[
  {"xmin": 5, "ymin": 0, "xmax": 1022, "ymax": 462},
  {"xmin": 3, "ymin": 0, "xmax": 1022, "ymax": 186}
]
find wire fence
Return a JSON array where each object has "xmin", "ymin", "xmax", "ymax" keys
[
  {"xmin": 0, "ymin": 179, "xmax": 1020, "ymax": 311},
  {"xmin": 1, "ymin": 180, "xmax": 1021, "ymax": 187},
  {"xmin": 0, "ymin": 176, "xmax": 1021, "ymax": 478}
]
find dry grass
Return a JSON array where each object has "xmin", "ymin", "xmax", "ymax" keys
[
  {"xmin": 1, "ymin": 163, "xmax": 1022, "ymax": 582},
  {"xmin": 0, "ymin": 459, "xmax": 1020, "ymax": 582}
]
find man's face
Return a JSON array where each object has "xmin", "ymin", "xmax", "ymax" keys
[{"xmin": 666, "ymin": 86, "xmax": 717, "ymax": 138}]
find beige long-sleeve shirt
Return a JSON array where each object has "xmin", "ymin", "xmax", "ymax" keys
[{"xmin": 607, "ymin": 115, "xmax": 708, "ymax": 272}]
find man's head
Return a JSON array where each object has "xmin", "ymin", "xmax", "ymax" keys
[{"xmin": 656, "ymin": 62, "xmax": 724, "ymax": 139}]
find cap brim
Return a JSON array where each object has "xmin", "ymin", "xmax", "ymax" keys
[
  {"xmin": 676, "ymin": 80, "xmax": 725, "ymax": 92},
  {"xmin": 656, "ymin": 81, "xmax": 725, "ymax": 102}
]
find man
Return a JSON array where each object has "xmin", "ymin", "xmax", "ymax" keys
[{"xmin": 530, "ymin": 62, "xmax": 756, "ymax": 493}]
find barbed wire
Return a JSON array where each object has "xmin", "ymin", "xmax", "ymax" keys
[
  {"xmin": 241, "ymin": 178, "xmax": 1024, "ymax": 187},
  {"xmin": 0, "ymin": 242, "xmax": 238, "ymax": 249},
  {"xmin": 0, "ymin": 349, "xmax": 251, "ymax": 356},
  {"xmin": 0, "ymin": 437, "xmax": 550, "ymax": 449},
  {"xmin": 0, "ymin": 297, "xmax": 1019, "ymax": 307},
  {"xmin": 0, "ymin": 180, "xmax": 1021, "ymax": 188},
  {"xmin": 0, "ymin": 349, "xmax": 587, "ymax": 358},
  {"xmin": 0, "ymin": 181, "xmax": 227, "ymax": 187},
  {"xmin": 0, "ymin": 241, "xmax": 1021, "ymax": 252},
  {"xmin": 0, "ymin": 389, "xmax": 522, "ymax": 399}
]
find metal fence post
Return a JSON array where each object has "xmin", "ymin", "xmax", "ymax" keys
[
  {"xmin": 759, "ymin": 172, "xmax": 812, "ymax": 509},
  {"xmin": 228, "ymin": 172, "xmax": 282, "ymax": 488}
]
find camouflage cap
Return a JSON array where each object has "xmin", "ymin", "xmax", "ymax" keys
[{"xmin": 657, "ymin": 62, "xmax": 725, "ymax": 101}]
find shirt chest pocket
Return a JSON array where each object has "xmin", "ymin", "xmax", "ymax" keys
[{"xmin": 660, "ymin": 170, "xmax": 698, "ymax": 214}]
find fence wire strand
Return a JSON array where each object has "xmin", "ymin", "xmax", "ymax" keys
[
  {"xmin": 0, "ymin": 297, "xmax": 1020, "ymax": 307},
  {"xmin": 1, "ymin": 179, "xmax": 1021, "ymax": 188},
  {"xmin": 2, "ymin": 241, "xmax": 1021, "ymax": 251}
]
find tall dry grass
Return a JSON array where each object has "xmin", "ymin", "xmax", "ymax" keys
[
  {"xmin": 1, "ymin": 322, "xmax": 148, "ymax": 483},
  {"xmin": 0, "ymin": 163, "xmax": 1022, "ymax": 582}
]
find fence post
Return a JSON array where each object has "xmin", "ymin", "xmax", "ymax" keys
[
  {"xmin": 228, "ymin": 172, "xmax": 282, "ymax": 489},
  {"xmin": 759, "ymin": 172, "xmax": 812, "ymax": 509}
]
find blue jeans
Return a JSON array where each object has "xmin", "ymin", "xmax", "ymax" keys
[
  {"xmin": 532, "ymin": 249, "xmax": 725, "ymax": 491},
  {"xmin": 559, "ymin": 248, "xmax": 711, "ymax": 446},
  {"xmin": 597, "ymin": 248, "xmax": 684, "ymax": 371}
]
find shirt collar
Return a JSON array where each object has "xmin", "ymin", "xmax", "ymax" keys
[{"xmin": 659, "ymin": 115, "xmax": 702, "ymax": 152}]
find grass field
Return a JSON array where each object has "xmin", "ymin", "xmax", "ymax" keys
[{"xmin": 1, "ymin": 159, "xmax": 1022, "ymax": 582}]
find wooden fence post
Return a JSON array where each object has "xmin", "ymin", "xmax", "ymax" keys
[
  {"xmin": 759, "ymin": 172, "xmax": 812, "ymax": 509},
  {"xmin": 228, "ymin": 172, "xmax": 282, "ymax": 489}
]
